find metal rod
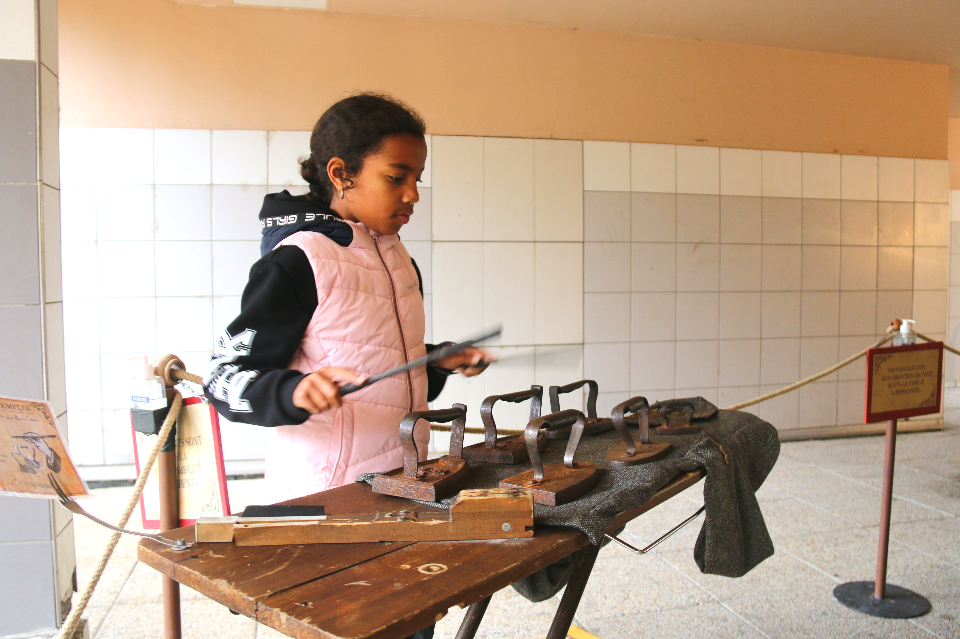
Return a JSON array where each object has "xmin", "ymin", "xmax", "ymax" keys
[
  {"xmin": 874, "ymin": 418, "xmax": 898, "ymax": 600},
  {"xmin": 454, "ymin": 595, "xmax": 492, "ymax": 639},
  {"xmin": 339, "ymin": 326, "xmax": 501, "ymax": 395},
  {"xmin": 158, "ymin": 422, "xmax": 183, "ymax": 639},
  {"xmin": 604, "ymin": 506, "xmax": 705, "ymax": 555},
  {"xmin": 545, "ymin": 543, "xmax": 602, "ymax": 639},
  {"xmin": 47, "ymin": 474, "xmax": 189, "ymax": 548}
]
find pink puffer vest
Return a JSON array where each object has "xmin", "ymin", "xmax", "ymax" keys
[{"xmin": 264, "ymin": 221, "xmax": 429, "ymax": 502}]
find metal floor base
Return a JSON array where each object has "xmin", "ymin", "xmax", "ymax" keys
[{"xmin": 834, "ymin": 581, "xmax": 931, "ymax": 619}]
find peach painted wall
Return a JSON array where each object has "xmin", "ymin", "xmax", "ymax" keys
[
  {"xmin": 950, "ymin": 118, "xmax": 960, "ymax": 188},
  {"xmin": 59, "ymin": 0, "xmax": 949, "ymax": 159}
]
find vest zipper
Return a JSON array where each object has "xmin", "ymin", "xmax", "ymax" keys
[{"xmin": 373, "ymin": 235, "xmax": 415, "ymax": 412}]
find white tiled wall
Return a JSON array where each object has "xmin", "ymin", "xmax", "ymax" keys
[
  {"xmin": 947, "ymin": 188, "xmax": 960, "ymax": 386},
  {"xmin": 59, "ymin": 127, "xmax": 952, "ymax": 470},
  {"xmin": 59, "ymin": 128, "xmax": 313, "ymax": 469}
]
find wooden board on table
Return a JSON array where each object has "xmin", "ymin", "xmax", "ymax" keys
[
  {"xmin": 230, "ymin": 488, "xmax": 535, "ymax": 546},
  {"xmin": 499, "ymin": 463, "xmax": 600, "ymax": 506},
  {"xmin": 256, "ymin": 528, "xmax": 585, "ymax": 639},
  {"xmin": 139, "ymin": 483, "xmax": 428, "ymax": 616},
  {"xmin": 139, "ymin": 526, "xmax": 415, "ymax": 618}
]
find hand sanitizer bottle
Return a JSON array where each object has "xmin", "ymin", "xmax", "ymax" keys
[
  {"xmin": 893, "ymin": 319, "xmax": 916, "ymax": 346},
  {"xmin": 129, "ymin": 356, "xmax": 167, "ymax": 410}
]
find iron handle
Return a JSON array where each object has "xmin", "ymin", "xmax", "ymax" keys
[
  {"xmin": 548, "ymin": 379, "xmax": 599, "ymax": 418},
  {"xmin": 525, "ymin": 409, "xmax": 587, "ymax": 483},
  {"xmin": 611, "ymin": 396, "xmax": 650, "ymax": 455},
  {"xmin": 479, "ymin": 386, "xmax": 543, "ymax": 448},
  {"xmin": 399, "ymin": 404, "xmax": 467, "ymax": 478},
  {"xmin": 659, "ymin": 400, "xmax": 696, "ymax": 427}
]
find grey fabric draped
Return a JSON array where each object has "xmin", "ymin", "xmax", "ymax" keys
[{"xmin": 359, "ymin": 398, "xmax": 780, "ymax": 601}]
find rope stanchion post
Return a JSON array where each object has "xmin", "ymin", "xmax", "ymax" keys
[
  {"xmin": 57, "ymin": 391, "xmax": 183, "ymax": 639},
  {"xmin": 157, "ymin": 383, "xmax": 183, "ymax": 639},
  {"xmin": 152, "ymin": 355, "xmax": 197, "ymax": 639},
  {"xmin": 58, "ymin": 353, "xmax": 201, "ymax": 639},
  {"xmin": 832, "ymin": 324, "xmax": 935, "ymax": 617}
]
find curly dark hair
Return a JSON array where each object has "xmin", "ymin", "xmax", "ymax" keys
[{"xmin": 300, "ymin": 92, "xmax": 426, "ymax": 203}]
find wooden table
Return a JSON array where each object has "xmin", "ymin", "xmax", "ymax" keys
[{"xmin": 138, "ymin": 470, "xmax": 704, "ymax": 639}]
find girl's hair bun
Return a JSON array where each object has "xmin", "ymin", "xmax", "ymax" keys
[{"xmin": 300, "ymin": 92, "xmax": 426, "ymax": 202}]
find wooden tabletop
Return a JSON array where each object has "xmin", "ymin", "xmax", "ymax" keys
[{"xmin": 138, "ymin": 470, "xmax": 703, "ymax": 639}]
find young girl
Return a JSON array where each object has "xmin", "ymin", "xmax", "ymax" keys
[{"xmin": 204, "ymin": 93, "xmax": 489, "ymax": 504}]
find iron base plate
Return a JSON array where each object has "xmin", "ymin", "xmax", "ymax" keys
[{"xmin": 833, "ymin": 581, "xmax": 930, "ymax": 619}]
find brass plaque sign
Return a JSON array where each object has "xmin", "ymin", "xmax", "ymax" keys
[{"xmin": 865, "ymin": 342, "xmax": 943, "ymax": 423}]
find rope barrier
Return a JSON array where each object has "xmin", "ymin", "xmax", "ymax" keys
[
  {"xmin": 430, "ymin": 330, "xmax": 904, "ymax": 428},
  {"xmin": 723, "ymin": 333, "xmax": 896, "ymax": 411},
  {"xmin": 917, "ymin": 331, "xmax": 959, "ymax": 357},
  {"xmin": 173, "ymin": 369, "xmax": 204, "ymax": 385},
  {"xmin": 57, "ymin": 391, "xmax": 183, "ymax": 639}
]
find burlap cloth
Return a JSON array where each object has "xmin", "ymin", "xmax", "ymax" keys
[{"xmin": 359, "ymin": 398, "xmax": 779, "ymax": 601}]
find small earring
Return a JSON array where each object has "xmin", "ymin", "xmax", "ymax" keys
[{"xmin": 340, "ymin": 185, "xmax": 344, "ymax": 199}]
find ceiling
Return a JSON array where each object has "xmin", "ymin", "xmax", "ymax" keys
[{"xmin": 188, "ymin": 0, "xmax": 960, "ymax": 116}]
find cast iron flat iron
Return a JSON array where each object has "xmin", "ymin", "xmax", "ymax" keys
[
  {"xmin": 545, "ymin": 379, "xmax": 614, "ymax": 439},
  {"xmin": 652, "ymin": 399, "xmax": 701, "ymax": 435},
  {"xmin": 645, "ymin": 397, "xmax": 717, "ymax": 426},
  {"xmin": 605, "ymin": 396, "xmax": 673, "ymax": 466},
  {"xmin": 461, "ymin": 385, "xmax": 547, "ymax": 464},
  {"xmin": 499, "ymin": 409, "xmax": 599, "ymax": 506},
  {"xmin": 372, "ymin": 404, "xmax": 470, "ymax": 502}
]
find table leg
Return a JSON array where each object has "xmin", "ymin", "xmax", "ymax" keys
[
  {"xmin": 545, "ymin": 543, "xmax": 602, "ymax": 639},
  {"xmin": 454, "ymin": 595, "xmax": 492, "ymax": 639}
]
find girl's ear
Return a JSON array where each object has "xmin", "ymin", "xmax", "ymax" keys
[{"xmin": 326, "ymin": 157, "xmax": 346, "ymax": 188}]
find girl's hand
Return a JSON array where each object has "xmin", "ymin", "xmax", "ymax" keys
[
  {"xmin": 435, "ymin": 347, "xmax": 496, "ymax": 377},
  {"xmin": 293, "ymin": 367, "xmax": 366, "ymax": 414}
]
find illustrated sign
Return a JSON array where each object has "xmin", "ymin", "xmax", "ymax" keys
[
  {"xmin": 0, "ymin": 397, "xmax": 89, "ymax": 499},
  {"xmin": 865, "ymin": 342, "xmax": 943, "ymax": 423},
  {"xmin": 132, "ymin": 396, "xmax": 230, "ymax": 528}
]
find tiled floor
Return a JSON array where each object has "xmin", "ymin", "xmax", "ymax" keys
[{"xmin": 71, "ymin": 392, "xmax": 960, "ymax": 639}]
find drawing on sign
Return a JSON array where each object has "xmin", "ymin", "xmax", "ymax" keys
[
  {"xmin": 0, "ymin": 397, "xmax": 89, "ymax": 499},
  {"xmin": 11, "ymin": 433, "xmax": 62, "ymax": 472}
]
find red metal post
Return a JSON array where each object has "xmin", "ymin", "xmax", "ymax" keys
[
  {"xmin": 874, "ymin": 418, "xmax": 897, "ymax": 600},
  {"xmin": 158, "ymin": 413, "xmax": 182, "ymax": 639}
]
